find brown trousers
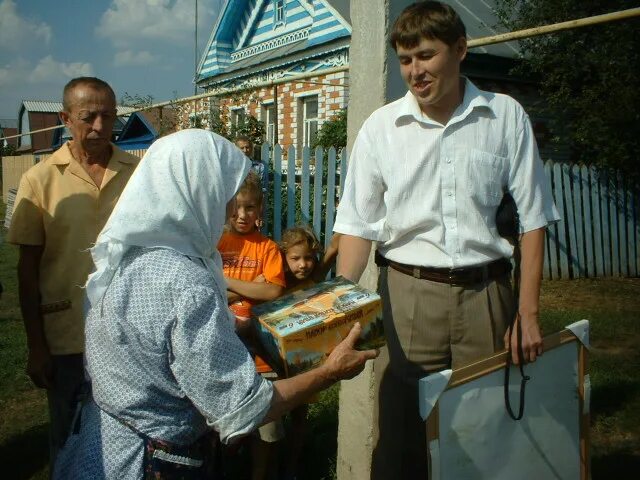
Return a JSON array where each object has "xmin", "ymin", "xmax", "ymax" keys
[{"xmin": 371, "ymin": 266, "xmax": 515, "ymax": 480}]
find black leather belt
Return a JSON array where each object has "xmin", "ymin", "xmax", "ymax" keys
[{"xmin": 375, "ymin": 252, "xmax": 512, "ymax": 286}]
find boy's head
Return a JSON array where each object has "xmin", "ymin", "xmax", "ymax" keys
[
  {"xmin": 229, "ymin": 170, "xmax": 263, "ymax": 235},
  {"xmin": 389, "ymin": 1, "xmax": 466, "ymax": 51},
  {"xmin": 234, "ymin": 135, "xmax": 254, "ymax": 158},
  {"xmin": 280, "ymin": 226, "xmax": 322, "ymax": 281},
  {"xmin": 390, "ymin": 1, "xmax": 467, "ymax": 117}
]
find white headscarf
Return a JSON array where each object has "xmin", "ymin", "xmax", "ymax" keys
[{"xmin": 85, "ymin": 129, "xmax": 250, "ymax": 308}]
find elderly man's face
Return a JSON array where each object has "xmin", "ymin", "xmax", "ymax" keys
[
  {"xmin": 235, "ymin": 140, "xmax": 253, "ymax": 158},
  {"xmin": 60, "ymin": 85, "xmax": 117, "ymax": 155}
]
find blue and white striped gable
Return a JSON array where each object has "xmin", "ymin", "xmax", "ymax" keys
[{"xmin": 197, "ymin": 0, "xmax": 350, "ymax": 82}]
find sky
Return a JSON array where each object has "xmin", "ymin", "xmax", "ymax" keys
[{"xmin": 0, "ymin": 0, "xmax": 223, "ymax": 119}]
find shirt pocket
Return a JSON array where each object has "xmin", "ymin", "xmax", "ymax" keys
[{"xmin": 466, "ymin": 149, "xmax": 507, "ymax": 207}]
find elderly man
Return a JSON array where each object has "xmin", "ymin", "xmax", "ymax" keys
[
  {"xmin": 8, "ymin": 77, "xmax": 139, "ymax": 464},
  {"xmin": 333, "ymin": 2, "xmax": 560, "ymax": 477}
]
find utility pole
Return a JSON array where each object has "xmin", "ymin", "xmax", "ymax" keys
[{"xmin": 194, "ymin": 0, "xmax": 198, "ymax": 95}]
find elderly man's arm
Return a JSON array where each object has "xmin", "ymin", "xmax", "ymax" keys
[
  {"xmin": 336, "ymin": 234, "xmax": 372, "ymax": 283},
  {"xmin": 262, "ymin": 322, "xmax": 378, "ymax": 424},
  {"xmin": 504, "ymin": 227, "xmax": 545, "ymax": 364},
  {"xmin": 17, "ymin": 245, "xmax": 53, "ymax": 389}
]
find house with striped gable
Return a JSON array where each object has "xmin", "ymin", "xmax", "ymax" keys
[{"xmin": 187, "ymin": 0, "xmax": 350, "ymax": 153}]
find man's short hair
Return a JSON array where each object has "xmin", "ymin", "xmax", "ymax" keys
[
  {"xmin": 62, "ymin": 77, "xmax": 116, "ymax": 111},
  {"xmin": 389, "ymin": 1, "xmax": 466, "ymax": 51},
  {"xmin": 234, "ymin": 135, "xmax": 253, "ymax": 147},
  {"xmin": 237, "ymin": 169, "xmax": 263, "ymax": 206}
]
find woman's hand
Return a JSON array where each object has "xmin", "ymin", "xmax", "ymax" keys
[{"xmin": 321, "ymin": 323, "xmax": 379, "ymax": 381}]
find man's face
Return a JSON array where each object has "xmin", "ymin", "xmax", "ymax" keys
[
  {"xmin": 236, "ymin": 140, "xmax": 253, "ymax": 157},
  {"xmin": 396, "ymin": 36, "xmax": 466, "ymax": 116},
  {"xmin": 60, "ymin": 85, "xmax": 117, "ymax": 155},
  {"xmin": 229, "ymin": 191, "xmax": 260, "ymax": 235}
]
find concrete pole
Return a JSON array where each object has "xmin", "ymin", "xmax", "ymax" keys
[{"xmin": 336, "ymin": 1, "xmax": 412, "ymax": 478}]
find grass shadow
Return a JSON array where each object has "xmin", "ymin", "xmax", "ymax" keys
[
  {"xmin": 0, "ymin": 422, "xmax": 49, "ymax": 479},
  {"xmin": 592, "ymin": 450, "xmax": 640, "ymax": 478},
  {"xmin": 591, "ymin": 379, "xmax": 640, "ymax": 419}
]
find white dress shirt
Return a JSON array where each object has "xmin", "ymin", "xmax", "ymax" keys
[{"xmin": 334, "ymin": 79, "xmax": 560, "ymax": 268}]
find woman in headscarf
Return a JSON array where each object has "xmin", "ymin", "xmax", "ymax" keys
[{"xmin": 53, "ymin": 129, "xmax": 376, "ymax": 479}]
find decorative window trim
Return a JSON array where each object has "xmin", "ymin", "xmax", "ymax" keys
[
  {"xmin": 231, "ymin": 27, "xmax": 310, "ymax": 62},
  {"xmin": 273, "ymin": 0, "xmax": 286, "ymax": 27}
]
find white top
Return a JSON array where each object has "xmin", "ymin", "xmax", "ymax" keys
[
  {"xmin": 86, "ymin": 129, "xmax": 250, "ymax": 308},
  {"xmin": 334, "ymin": 79, "xmax": 560, "ymax": 268}
]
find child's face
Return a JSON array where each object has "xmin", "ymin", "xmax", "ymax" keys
[
  {"xmin": 285, "ymin": 243, "xmax": 317, "ymax": 280},
  {"xmin": 229, "ymin": 191, "xmax": 260, "ymax": 235}
]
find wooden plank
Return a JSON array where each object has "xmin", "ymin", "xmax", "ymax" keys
[
  {"xmin": 599, "ymin": 170, "xmax": 612, "ymax": 276},
  {"xmin": 589, "ymin": 167, "xmax": 604, "ymax": 277},
  {"xmin": 287, "ymin": 145, "xmax": 296, "ymax": 229},
  {"xmin": 571, "ymin": 165, "xmax": 586, "ymax": 277},
  {"xmin": 625, "ymin": 188, "xmax": 638, "ymax": 277},
  {"xmin": 608, "ymin": 172, "xmax": 620, "ymax": 276},
  {"xmin": 260, "ymin": 144, "xmax": 271, "ymax": 236},
  {"xmin": 617, "ymin": 173, "xmax": 628, "ymax": 276},
  {"xmin": 543, "ymin": 161, "xmax": 555, "ymax": 279},
  {"xmin": 580, "ymin": 166, "xmax": 594, "ymax": 277},
  {"xmin": 553, "ymin": 163, "xmax": 570, "ymax": 278},
  {"xmin": 324, "ymin": 147, "xmax": 337, "ymax": 249},
  {"xmin": 562, "ymin": 164, "xmax": 580, "ymax": 278},
  {"xmin": 313, "ymin": 146, "xmax": 324, "ymax": 240},
  {"xmin": 635, "ymin": 191, "xmax": 640, "ymax": 275},
  {"xmin": 339, "ymin": 149, "xmax": 348, "ymax": 201},
  {"xmin": 273, "ymin": 145, "xmax": 283, "ymax": 241},
  {"xmin": 300, "ymin": 147, "xmax": 311, "ymax": 225}
]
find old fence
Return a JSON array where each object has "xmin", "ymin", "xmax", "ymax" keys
[{"xmin": 2, "ymin": 147, "xmax": 638, "ymax": 280}]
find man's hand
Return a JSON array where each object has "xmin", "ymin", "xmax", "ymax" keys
[
  {"xmin": 26, "ymin": 344, "xmax": 54, "ymax": 389},
  {"xmin": 321, "ymin": 323, "xmax": 379, "ymax": 381},
  {"xmin": 504, "ymin": 313, "xmax": 543, "ymax": 365}
]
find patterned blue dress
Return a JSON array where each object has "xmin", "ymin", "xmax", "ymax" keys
[{"xmin": 54, "ymin": 247, "xmax": 273, "ymax": 479}]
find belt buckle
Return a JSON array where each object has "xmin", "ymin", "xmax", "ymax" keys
[{"xmin": 413, "ymin": 267, "xmax": 421, "ymax": 279}]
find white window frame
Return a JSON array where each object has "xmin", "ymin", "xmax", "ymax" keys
[
  {"xmin": 301, "ymin": 95, "xmax": 319, "ymax": 149},
  {"xmin": 273, "ymin": 0, "xmax": 285, "ymax": 27},
  {"xmin": 230, "ymin": 107, "xmax": 246, "ymax": 129},
  {"xmin": 261, "ymin": 102, "xmax": 276, "ymax": 146}
]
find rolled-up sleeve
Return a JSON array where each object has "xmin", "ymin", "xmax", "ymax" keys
[
  {"xmin": 508, "ymin": 113, "xmax": 561, "ymax": 233},
  {"xmin": 7, "ymin": 173, "xmax": 45, "ymax": 246},
  {"xmin": 170, "ymin": 284, "xmax": 273, "ymax": 444},
  {"xmin": 333, "ymin": 121, "xmax": 388, "ymax": 241}
]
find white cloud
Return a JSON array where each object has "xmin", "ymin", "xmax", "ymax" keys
[
  {"xmin": 0, "ymin": 58, "xmax": 30, "ymax": 89},
  {"xmin": 114, "ymin": 50, "xmax": 158, "ymax": 67},
  {"xmin": 29, "ymin": 56, "xmax": 94, "ymax": 84},
  {"xmin": 0, "ymin": 0, "xmax": 52, "ymax": 50},
  {"xmin": 97, "ymin": 0, "xmax": 220, "ymax": 47}
]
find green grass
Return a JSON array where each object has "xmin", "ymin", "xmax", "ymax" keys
[{"xmin": 1, "ymin": 194, "xmax": 638, "ymax": 478}]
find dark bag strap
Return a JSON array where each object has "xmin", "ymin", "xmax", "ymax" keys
[{"xmin": 503, "ymin": 239, "xmax": 530, "ymax": 421}]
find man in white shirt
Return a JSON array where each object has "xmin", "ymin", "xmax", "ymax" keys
[{"xmin": 332, "ymin": 2, "xmax": 560, "ymax": 477}]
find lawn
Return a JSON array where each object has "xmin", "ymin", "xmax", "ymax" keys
[{"xmin": 1, "ymin": 197, "xmax": 638, "ymax": 478}]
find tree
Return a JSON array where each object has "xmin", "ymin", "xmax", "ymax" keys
[
  {"xmin": 312, "ymin": 109, "xmax": 347, "ymax": 150},
  {"xmin": 494, "ymin": 0, "xmax": 640, "ymax": 183}
]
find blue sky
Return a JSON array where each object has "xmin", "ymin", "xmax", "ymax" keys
[{"xmin": 0, "ymin": 0, "xmax": 223, "ymax": 119}]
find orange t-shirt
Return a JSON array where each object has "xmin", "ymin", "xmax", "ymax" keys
[{"xmin": 218, "ymin": 231, "xmax": 286, "ymax": 373}]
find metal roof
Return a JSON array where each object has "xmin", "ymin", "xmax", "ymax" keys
[
  {"xmin": 21, "ymin": 100, "xmax": 137, "ymax": 115},
  {"xmin": 0, "ymin": 118, "xmax": 18, "ymax": 128},
  {"xmin": 449, "ymin": 0, "xmax": 521, "ymax": 58}
]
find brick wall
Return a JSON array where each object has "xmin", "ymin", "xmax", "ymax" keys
[{"xmin": 180, "ymin": 70, "xmax": 349, "ymax": 149}]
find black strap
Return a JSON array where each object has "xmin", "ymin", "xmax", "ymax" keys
[{"xmin": 503, "ymin": 243, "xmax": 530, "ymax": 421}]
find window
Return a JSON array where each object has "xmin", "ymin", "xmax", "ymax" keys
[
  {"xmin": 274, "ymin": 0, "xmax": 285, "ymax": 25},
  {"xmin": 302, "ymin": 96, "xmax": 318, "ymax": 149},
  {"xmin": 230, "ymin": 108, "xmax": 246, "ymax": 129},
  {"xmin": 262, "ymin": 104, "xmax": 276, "ymax": 145}
]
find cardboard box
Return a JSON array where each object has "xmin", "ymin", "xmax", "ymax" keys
[{"xmin": 251, "ymin": 276, "xmax": 385, "ymax": 377}]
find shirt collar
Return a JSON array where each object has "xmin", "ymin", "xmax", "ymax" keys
[
  {"xmin": 395, "ymin": 77, "xmax": 494, "ymax": 126},
  {"xmin": 50, "ymin": 141, "xmax": 136, "ymax": 165}
]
